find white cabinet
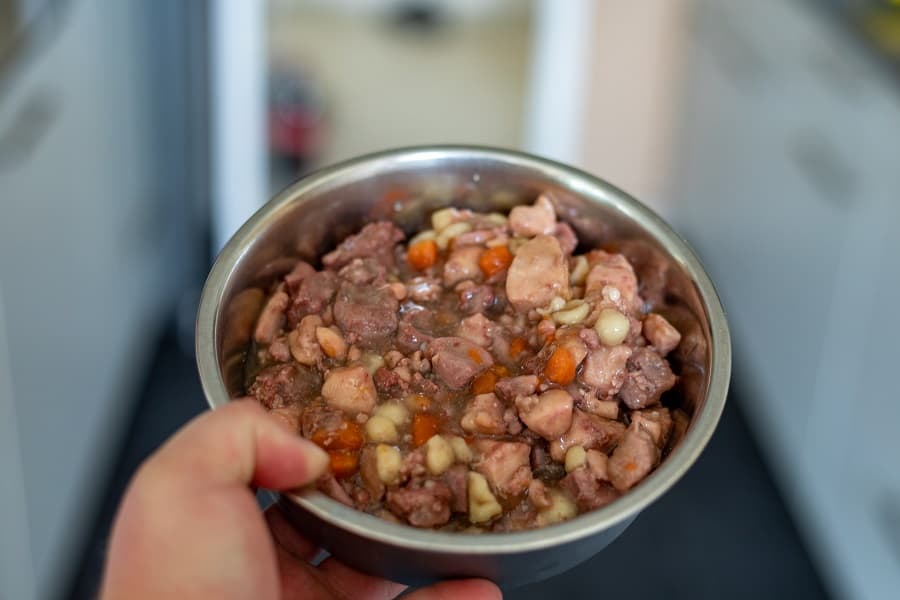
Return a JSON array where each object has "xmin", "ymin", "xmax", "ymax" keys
[
  {"xmin": 0, "ymin": 2, "xmax": 198, "ymax": 598},
  {"xmin": 673, "ymin": 1, "xmax": 900, "ymax": 598}
]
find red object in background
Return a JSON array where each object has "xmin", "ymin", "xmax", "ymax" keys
[{"xmin": 268, "ymin": 66, "xmax": 327, "ymax": 165}]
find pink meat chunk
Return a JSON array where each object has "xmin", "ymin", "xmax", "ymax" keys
[
  {"xmin": 443, "ymin": 246, "xmax": 483, "ymax": 287},
  {"xmin": 386, "ymin": 481, "xmax": 452, "ymax": 527},
  {"xmin": 515, "ymin": 389, "xmax": 574, "ymax": 440},
  {"xmin": 608, "ymin": 422, "xmax": 661, "ymax": 491},
  {"xmin": 429, "ymin": 336, "xmax": 493, "ymax": 389},
  {"xmin": 461, "ymin": 393, "xmax": 506, "ymax": 435},
  {"xmin": 551, "ymin": 409, "xmax": 625, "ymax": 461},
  {"xmin": 494, "ymin": 375, "xmax": 540, "ymax": 403},
  {"xmin": 509, "ymin": 195, "xmax": 557, "ymax": 237},
  {"xmin": 580, "ymin": 345, "xmax": 633, "ymax": 396},
  {"xmin": 475, "ymin": 440, "xmax": 532, "ymax": 496},
  {"xmin": 584, "ymin": 250, "xmax": 640, "ymax": 311},
  {"xmin": 322, "ymin": 221, "xmax": 404, "ymax": 270},
  {"xmin": 506, "ymin": 235, "xmax": 570, "ymax": 312},
  {"xmin": 643, "ymin": 313, "xmax": 682, "ymax": 356},
  {"xmin": 559, "ymin": 468, "xmax": 620, "ymax": 511},
  {"xmin": 457, "ymin": 313, "xmax": 495, "ymax": 348},
  {"xmin": 321, "ymin": 366, "xmax": 377, "ymax": 415}
]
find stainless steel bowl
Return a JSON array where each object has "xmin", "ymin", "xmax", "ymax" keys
[{"xmin": 196, "ymin": 146, "xmax": 731, "ymax": 587}]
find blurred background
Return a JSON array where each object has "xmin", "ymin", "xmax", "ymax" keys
[{"xmin": 1, "ymin": 0, "xmax": 899, "ymax": 598}]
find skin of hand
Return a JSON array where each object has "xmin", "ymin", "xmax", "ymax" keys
[{"xmin": 99, "ymin": 399, "xmax": 502, "ymax": 600}]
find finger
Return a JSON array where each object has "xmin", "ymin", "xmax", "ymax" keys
[
  {"xmin": 404, "ymin": 579, "xmax": 503, "ymax": 600},
  {"xmin": 148, "ymin": 398, "xmax": 328, "ymax": 491},
  {"xmin": 265, "ymin": 504, "xmax": 320, "ymax": 562},
  {"xmin": 317, "ymin": 556, "xmax": 407, "ymax": 600}
]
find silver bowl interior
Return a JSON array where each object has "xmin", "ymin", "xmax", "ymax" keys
[{"xmin": 196, "ymin": 146, "xmax": 730, "ymax": 575}]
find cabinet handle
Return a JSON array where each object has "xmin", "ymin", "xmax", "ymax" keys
[{"xmin": 786, "ymin": 130, "xmax": 857, "ymax": 210}]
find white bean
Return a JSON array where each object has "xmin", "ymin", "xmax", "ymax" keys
[
  {"xmin": 436, "ymin": 222, "xmax": 472, "ymax": 250},
  {"xmin": 374, "ymin": 402, "xmax": 409, "ymax": 427},
  {"xmin": 425, "ymin": 435, "xmax": 455, "ymax": 475},
  {"xmin": 365, "ymin": 415, "xmax": 398, "ymax": 443},
  {"xmin": 375, "ymin": 444, "xmax": 402, "ymax": 485},
  {"xmin": 569, "ymin": 255, "xmax": 589, "ymax": 285},
  {"xmin": 431, "ymin": 208, "xmax": 456, "ymax": 232},
  {"xmin": 467, "ymin": 471, "xmax": 502, "ymax": 523},
  {"xmin": 447, "ymin": 435, "xmax": 473, "ymax": 463},
  {"xmin": 536, "ymin": 489, "xmax": 578, "ymax": 526},
  {"xmin": 595, "ymin": 308, "xmax": 630, "ymax": 346},
  {"xmin": 552, "ymin": 300, "xmax": 590, "ymax": 325},
  {"xmin": 565, "ymin": 445, "xmax": 587, "ymax": 473},
  {"xmin": 409, "ymin": 229, "xmax": 437, "ymax": 246},
  {"xmin": 315, "ymin": 326, "xmax": 347, "ymax": 359},
  {"xmin": 360, "ymin": 352, "xmax": 385, "ymax": 375}
]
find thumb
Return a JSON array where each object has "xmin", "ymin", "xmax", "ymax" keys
[{"xmin": 148, "ymin": 398, "xmax": 328, "ymax": 491}]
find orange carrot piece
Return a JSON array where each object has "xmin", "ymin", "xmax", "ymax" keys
[
  {"xmin": 329, "ymin": 450, "xmax": 359, "ymax": 478},
  {"xmin": 311, "ymin": 420, "xmax": 364, "ymax": 451},
  {"xmin": 407, "ymin": 239, "xmax": 439, "ymax": 271},
  {"xmin": 412, "ymin": 412, "xmax": 439, "ymax": 447},
  {"xmin": 509, "ymin": 336, "xmax": 528, "ymax": 359},
  {"xmin": 478, "ymin": 245, "xmax": 513, "ymax": 278},
  {"xmin": 543, "ymin": 346, "xmax": 576, "ymax": 385},
  {"xmin": 471, "ymin": 370, "xmax": 498, "ymax": 395}
]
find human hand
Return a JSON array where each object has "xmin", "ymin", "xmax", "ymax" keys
[{"xmin": 99, "ymin": 399, "xmax": 501, "ymax": 599}]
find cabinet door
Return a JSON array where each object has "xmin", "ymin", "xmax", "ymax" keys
[{"xmin": 0, "ymin": 1, "xmax": 191, "ymax": 597}]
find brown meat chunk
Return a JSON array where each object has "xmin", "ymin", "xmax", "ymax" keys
[
  {"xmin": 254, "ymin": 289, "xmax": 289, "ymax": 344},
  {"xmin": 551, "ymin": 409, "xmax": 625, "ymax": 461},
  {"xmin": 386, "ymin": 481, "xmax": 452, "ymax": 527},
  {"xmin": 333, "ymin": 281, "xmax": 399, "ymax": 347},
  {"xmin": 560, "ymin": 468, "xmax": 620, "ymax": 511},
  {"xmin": 461, "ymin": 393, "xmax": 506, "ymax": 435},
  {"xmin": 475, "ymin": 440, "xmax": 532, "ymax": 496},
  {"xmin": 579, "ymin": 345, "xmax": 633, "ymax": 396},
  {"xmin": 288, "ymin": 271, "xmax": 338, "ymax": 326},
  {"xmin": 373, "ymin": 366, "xmax": 407, "ymax": 395},
  {"xmin": 506, "ymin": 235, "xmax": 569, "ymax": 312},
  {"xmin": 442, "ymin": 465, "xmax": 469, "ymax": 513},
  {"xmin": 359, "ymin": 446, "xmax": 385, "ymax": 502},
  {"xmin": 494, "ymin": 375, "xmax": 540, "ymax": 403},
  {"xmin": 458, "ymin": 284, "xmax": 496, "ymax": 315},
  {"xmin": 509, "ymin": 195, "xmax": 556, "ymax": 237},
  {"xmin": 321, "ymin": 366, "xmax": 377, "ymax": 415},
  {"xmin": 443, "ymin": 246, "xmax": 483, "ymax": 287},
  {"xmin": 630, "ymin": 407, "xmax": 673, "ymax": 448},
  {"xmin": 515, "ymin": 389, "xmax": 574, "ymax": 440},
  {"xmin": 531, "ymin": 443, "xmax": 566, "ymax": 481},
  {"xmin": 643, "ymin": 313, "xmax": 682, "ymax": 356},
  {"xmin": 322, "ymin": 222, "xmax": 404, "ymax": 270},
  {"xmin": 608, "ymin": 422, "xmax": 661, "ymax": 491},
  {"xmin": 618, "ymin": 347, "xmax": 677, "ymax": 409},
  {"xmin": 337, "ymin": 257, "xmax": 387, "ymax": 285},
  {"xmin": 396, "ymin": 319, "xmax": 433, "ymax": 354},
  {"xmin": 284, "ymin": 261, "xmax": 315, "ymax": 293},
  {"xmin": 250, "ymin": 363, "xmax": 321, "ymax": 409},
  {"xmin": 268, "ymin": 336, "xmax": 291, "ymax": 362},
  {"xmin": 429, "ymin": 336, "xmax": 493, "ymax": 389}
]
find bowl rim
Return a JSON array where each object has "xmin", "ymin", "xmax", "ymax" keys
[{"xmin": 196, "ymin": 144, "xmax": 731, "ymax": 555}]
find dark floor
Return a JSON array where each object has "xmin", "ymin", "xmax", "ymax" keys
[{"xmin": 66, "ymin": 324, "xmax": 829, "ymax": 600}]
